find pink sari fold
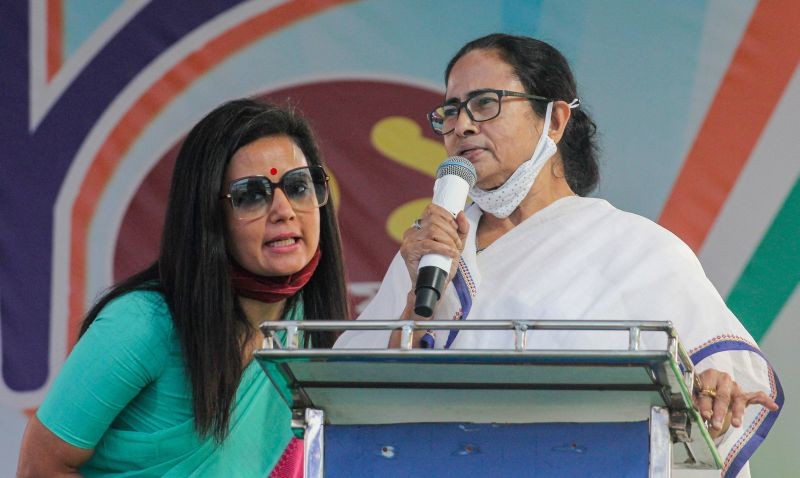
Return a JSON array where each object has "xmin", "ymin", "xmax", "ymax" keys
[{"xmin": 269, "ymin": 437, "xmax": 304, "ymax": 478}]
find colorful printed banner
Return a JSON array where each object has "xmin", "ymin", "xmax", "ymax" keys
[{"xmin": 0, "ymin": 0, "xmax": 796, "ymax": 474}]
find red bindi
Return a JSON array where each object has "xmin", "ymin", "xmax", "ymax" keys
[{"xmin": 269, "ymin": 167, "xmax": 278, "ymax": 176}]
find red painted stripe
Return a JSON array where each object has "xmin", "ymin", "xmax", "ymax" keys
[
  {"xmin": 46, "ymin": 0, "xmax": 63, "ymax": 81},
  {"xmin": 67, "ymin": 0, "xmax": 355, "ymax": 348},
  {"xmin": 658, "ymin": 0, "xmax": 800, "ymax": 252}
]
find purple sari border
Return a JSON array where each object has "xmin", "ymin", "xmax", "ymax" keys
[
  {"xmin": 690, "ymin": 339, "xmax": 784, "ymax": 478},
  {"xmin": 444, "ymin": 258, "xmax": 476, "ymax": 349},
  {"xmin": 452, "ymin": 263, "xmax": 473, "ymax": 320}
]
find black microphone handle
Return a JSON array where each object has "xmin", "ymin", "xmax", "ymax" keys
[{"xmin": 413, "ymin": 265, "xmax": 449, "ymax": 317}]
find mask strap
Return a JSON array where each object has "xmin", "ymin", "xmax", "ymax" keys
[
  {"xmin": 567, "ymin": 98, "xmax": 581, "ymax": 109},
  {"xmin": 534, "ymin": 101, "xmax": 555, "ymax": 151}
]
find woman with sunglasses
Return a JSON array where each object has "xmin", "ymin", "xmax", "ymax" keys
[
  {"xmin": 18, "ymin": 99, "xmax": 348, "ymax": 477},
  {"xmin": 335, "ymin": 33, "xmax": 781, "ymax": 477}
]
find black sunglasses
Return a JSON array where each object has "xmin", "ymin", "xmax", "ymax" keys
[{"xmin": 220, "ymin": 165, "xmax": 329, "ymax": 220}]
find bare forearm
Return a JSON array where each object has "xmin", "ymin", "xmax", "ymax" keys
[
  {"xmin": 17, "ymin": 467, "xmax": 83, "ymax": 478},
  {"xmin": 17, "ymin": 417, "xmax": 92, "ymax": 478}
]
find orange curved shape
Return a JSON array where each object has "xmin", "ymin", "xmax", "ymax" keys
[{"xmin": 46, "ymin": 0, "xmax": 63, "ymax": 81}]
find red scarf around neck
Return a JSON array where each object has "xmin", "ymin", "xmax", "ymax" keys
[{"xmin": 230, "ymin": 248, "xmax": 321, "ymax": 303}]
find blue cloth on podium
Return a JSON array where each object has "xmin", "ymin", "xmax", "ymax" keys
[{"xmin": 325, "ymin": 421, "xmax": 649, "ymax": 477}]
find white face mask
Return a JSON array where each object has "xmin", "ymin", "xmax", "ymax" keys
[{"xmin": 469, "ymin": 99, "xmax": 579, "ymax": 218}]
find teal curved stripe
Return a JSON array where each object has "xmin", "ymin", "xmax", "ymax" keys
[
  {"xmin": 65, "ymin": 0, "xmax": 125, "ymax": 58},
  {"xmin": 727, "ymin": 175, "xmax": 800, "ymax": 341}
]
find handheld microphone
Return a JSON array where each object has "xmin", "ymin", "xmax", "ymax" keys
[{"xmin": 414, "ymin": 157, "xmax": 477, "ymax": 317}]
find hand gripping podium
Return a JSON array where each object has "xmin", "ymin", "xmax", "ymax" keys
[{"xmin": 255, "ymin": 320, "xmax": 721, "ymax": 477}]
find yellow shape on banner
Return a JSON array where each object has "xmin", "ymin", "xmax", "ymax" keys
[
  {"xmin": 371, "ymin": 116, "xmax": 446, "ymax": 243},
  {"xmin": 328, "ymin": 169, "xmax": 341, "ymax": 212},
  {"xmin": 386, "ymin": 198, "xmax": 431, "ymax": 243},
  {"xmin": 371, "ymin": 116, "xmax": 445, "ymax": 177}
]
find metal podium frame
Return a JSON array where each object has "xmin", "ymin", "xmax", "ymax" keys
[{"xmin": 255, "ymin": 320, "xmax": 722, "ymax": 478}]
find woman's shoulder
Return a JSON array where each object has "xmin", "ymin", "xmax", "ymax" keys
[
  {"xmin": 590, "ymin": 198, "xmax": 688, "ymax": 242},
  {"xmin": 100, "ymin": 288, "xmax": 170, "ymax": 319},
  {"xmin": 104, "ymin": 287, "xmax": 167, "ymax": 309},
  {"xmin": 91, "ymin": 289, "xmax": 176, "ymax": 346},
  {"xmin": 589, "ymin": 198, "xmax": 702, "ymax": 265}
]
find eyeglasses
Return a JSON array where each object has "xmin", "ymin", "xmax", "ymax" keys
[
  {"xmin": 428, "ymin": 89, "xmax": 552, "ymax": 135},
  {"xmin": 220, "ymin": 165, "xmax": 330, "ymax": 221}
]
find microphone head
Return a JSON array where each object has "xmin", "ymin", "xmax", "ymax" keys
[{"xmin": 436, "ymin": 156, "xmax": 477, "ymax": 187}]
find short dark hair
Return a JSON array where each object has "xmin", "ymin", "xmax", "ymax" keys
[
  {"xmin": 80, "ymin": 99, "xmax": 348, "ymax": 442},
  {"xmin": 445, "ymin": 33, "xmax": 600, "ymax": 196}
]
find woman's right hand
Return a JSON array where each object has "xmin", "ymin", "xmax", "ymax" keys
[
  {"xmin": 388, "ymin": 204, "xmax": 469, "ymax": 348},
  {"xmin": 400, "ymin": 204, "xmax": 469, "ymax": 285}
]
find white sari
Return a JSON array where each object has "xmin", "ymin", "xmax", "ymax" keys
[{"xmin": 335, "ymin": 196, "xmax": 782, "ymax": 478}]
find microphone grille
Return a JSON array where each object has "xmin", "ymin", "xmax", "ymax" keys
[{"xmin": 436, "ymin": 156, "xmax": 477, "ymax": 187}]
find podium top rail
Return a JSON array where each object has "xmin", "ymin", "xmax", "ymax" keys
[
  {"xmin": 258, "ymin": 319, "xmax": 689, "ymax": 362},
  {"xmin": 259, "ymin": 319, "xmax": 678, "ymax": 334}
]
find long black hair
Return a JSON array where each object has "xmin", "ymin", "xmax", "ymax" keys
[
  {"xmin": 445, "ymin": 33, "xmax": 600, "ymax": 196},
  {"xmin": 80, "ymin": 98, "xmax": 348, "ymax": 442}
]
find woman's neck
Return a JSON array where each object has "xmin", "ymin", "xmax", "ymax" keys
[
  {"xmin": 237, "ymin": 297, "xmax": 287, "ymax": 365},
  {"xmin": 477, "ymin": 157, "xmax": 575, "ymax": 247},
  {"xmin": 239, "ymin": 296, "xmax": 287, "ymax": 330}
]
